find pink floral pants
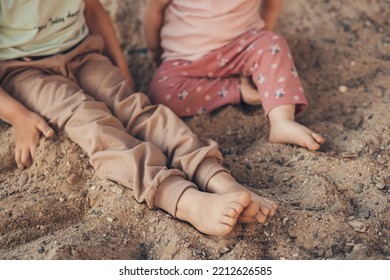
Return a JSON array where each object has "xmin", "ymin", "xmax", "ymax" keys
[{"xmin": 149, "ymin": 30, "xmax": 308, "ymax": 117}]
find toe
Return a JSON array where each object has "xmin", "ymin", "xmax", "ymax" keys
[
  {"xmin": 312, "ymin": 132, "xmax": 325, "ymax": 144},
  {"xmin": 214, "ymin": 223, "xmax": 234, "ymax": 237},
  {"xmin": 262, "ymin": 205, "xmax": 276, "ymax": 217},
  {"xmin": 269, "ymin": 202, "xmax": 278, "ymax": 216},
  {"xmin": 238, "ymin": 215, "xmax": 255, "ymax": 223},
  {"xmin": 305, "ymin": 137, "xmax": 321, "ymax": 151},
  {"xmin": 255, "ymin": 212, "xmax": 267, "ymax": 223},
  {"xmin": 259, "ymin": 205, "xmax": 273, "ymax": 218},
  {"xmin": 223, "ymin": 206, "xmax": 240, "ymax": 219},
  {"xmin": 259, "ymin": 201, "xmax": 278, "ymax": 217},
  {"xmin": 233, "ymin": 203, "xmax": 245, "ymax": 216},
  {"xmin": 237, "ymin": 191, "xmax": 252, "ymax": 208},
  {"xmin": 241, "ymin": 201, "xmax": 259, "ymax": 216},
  {"xmin": 221, "ymin": 215, "xmax": 237, "ymax": 227},
  {"xmin": 262, "ymin": 199, "xmax": 278, "ymax": 216}
]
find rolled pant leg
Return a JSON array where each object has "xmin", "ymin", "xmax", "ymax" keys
[
  {"xmin": 0, "ymin": 66, "xmax": 194, "ymax": 216},
  {"xmin": 74, "ymin": 53, "xmax": 227, "ymax": 191}
]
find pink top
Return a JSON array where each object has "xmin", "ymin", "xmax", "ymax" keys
[{"xmin": 160, "ymin": 0, "xmax": 265, "ymax": 61}]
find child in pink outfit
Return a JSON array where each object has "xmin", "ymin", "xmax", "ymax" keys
[{"xmin": 144, "ymin": 0, "xmax": 325, "ymax": 151}]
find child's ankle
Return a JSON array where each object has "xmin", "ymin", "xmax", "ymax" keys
[
  {"xmin": 193, "ymin": 157, "xmax": 227, "ymax": 191},
  {"xmin": 207, "ymin": 170, "xmax": 240, "ymax": 193},
  {"xmin": 268, "ymin": 104, "xmax": 296, "ymax": 123}
]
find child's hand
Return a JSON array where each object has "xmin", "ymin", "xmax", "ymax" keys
[{"xmin": 12, "ymin": 111, "xmax": 54, "ymax": 168}]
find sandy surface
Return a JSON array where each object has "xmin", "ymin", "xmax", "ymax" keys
[{"xmin": 0, "ymin": 0, "xmax": 389, "ymax": 260}]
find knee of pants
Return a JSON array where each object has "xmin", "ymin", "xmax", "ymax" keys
[
  {"xmin": 255, "ymin": 31, "xmax": 291, "ymax": 53},
  {"xmin": 67, "ymin": 99, "xmax": 122, "ymax": 128},
  {"xmin": 64, "ymin": 99, "xmax": 133, "ymax": 151},
  {"xmin": 148, "ymin": 72, "xmax": 206, "ymax": 117}
]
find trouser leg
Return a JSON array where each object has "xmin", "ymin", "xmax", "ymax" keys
[
  {"xmin": 1, "ymin": 66, "xmax": 194, "ymax": 216},
  {"xmin": 236, "ymin": 31, "xmax": 308, "ymax": 115},
  {"xmin": 74, "ymin": 53, "xmax": 226, "ymax": 190},
  {"xmin": 149, "ymin": 30, "xmax": 308, "ymax": 117}
]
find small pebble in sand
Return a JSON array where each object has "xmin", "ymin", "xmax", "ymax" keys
[
  {"xmin": 220, "ymin": 247, "xmax": 230, "ymax": 253},
  {"xmin": 348, "ymin": 220, "xmax": 370, "ymax": 233},
  {"xmin": 318, "ymin": 231, "xmax": 328, "ymax": 240},
  {"xmin": 66, "ymin": 173, "xmax": 81, "ymax": 185},
  {"xmin": 336, "ymin": 183, "xmax": 348, "ymax": 191},
  {"xmin": 374, "ymin": 90, "xmax": 384, "ymax": 98},
  {"xmin": 352, "ymin": 182, "xmax": 364, "ymax": 193},
  {"xmin": 111, "ymin": 185, "xmax": 123, "ymax": 194},
  {"xmin": 317, "ymin": 249, "xmax": 325, "ymax": 256},
  {"xmin": 338, "ymin": 85, "xmax": 348, "ymax": 93},
  {"xmin": 376, "ymin": 183, "xmax": 386, "ymax": 190},
  {"xmin": 18, "ymin": 173, "xmax": 29, "ymax": 187}
]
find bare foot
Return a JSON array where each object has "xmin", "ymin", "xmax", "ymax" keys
[
  {"xmin": 206, "ymin": 172, "xmax": 278, "ymax": 224},
  {"xmin": 240, "ymin": 76, "xmax": 261, "ymax": 105},
  {"xmin": 268, "ymin": 105, "xmax": 325, "ymax": 151},
  {"xmin": 269, "ymin": 118, "xmax": 324, "ymax": 150},
  {"xmin": 176, "ymin": 188, "xmax": 251, "ymax": 236}
]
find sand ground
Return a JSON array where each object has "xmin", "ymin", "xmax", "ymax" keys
[{"xmin": 0, "ymin": 0, "xmax": 389, "ymax": 260}]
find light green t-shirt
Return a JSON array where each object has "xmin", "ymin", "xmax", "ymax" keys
[{"xmin": 0, "ymin": 0, "xmax": 89, "ymax": 61}]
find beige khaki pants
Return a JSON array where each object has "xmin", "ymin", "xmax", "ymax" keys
[{"xmin": 0, "ymin": 36, "xmax": 226, "ymax": 216}]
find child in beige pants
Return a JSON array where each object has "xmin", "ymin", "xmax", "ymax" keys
[{"xmin": 0, "ymin": 0, "xmax": 277, "ymax": 236}]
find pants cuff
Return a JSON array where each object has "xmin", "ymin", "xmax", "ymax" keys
[
  {"xmin": 154, "ymin": 176, "xmax": 197, "ymax": 217},
  {"xmin": 193, "ymin": 157, "xmax": 228, "ymax": 191}
]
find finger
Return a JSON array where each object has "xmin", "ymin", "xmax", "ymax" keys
[
  {"xmin": 37, "ymin": 119, "xmax": 54, "ymax": 138},
  {"xmin": 30, "ymin": 145, "xmax": 37, "ymax": 161},
  {"xmin": 45, "ymin": 128, "xmax": 55, "ymax": 137},
  {"xmin": 20, "ymin": 147, "xmax": 32, "ymax": 167},
  {"xmin": 15, "ymin": 148, "xmax": 23, "ymax": 169}
]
